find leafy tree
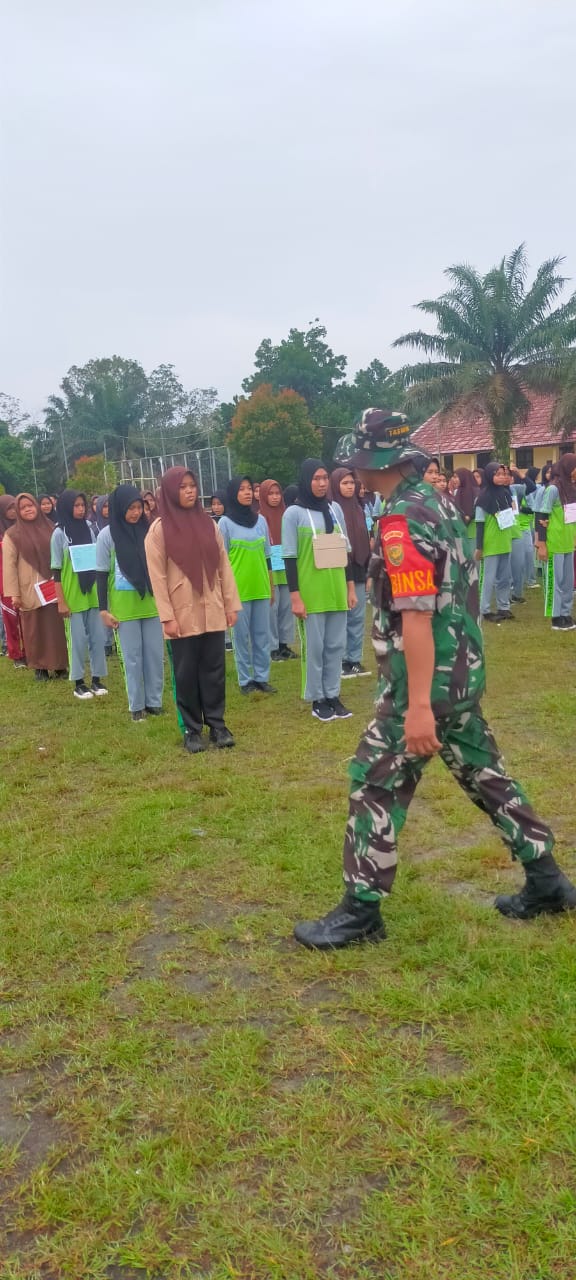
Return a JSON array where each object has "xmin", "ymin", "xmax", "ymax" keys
[
  {"xmin": 393, "ymin": 245, "xmax": 576, "ymax": 459},
  {"xmin": 66, "ymin": 454, "xmax": 111, "ymax": 496},
  {"xmin": 143, "ymin": 364, "xmax": 190, "ymax": 454},
  {"xmin": 45, "ymin": 357, "xmax": 149, "ymax": 463},
  {"xmin": 242, "ymin": 321, "xmax": 347, "ymax": 409},
  {"xmin": 0, "ymin": 421, "xmax": 34, "ymax": 493},
  {"xmin": 228, "ymin": 384, "xmax": 321, "ymax": 487}
]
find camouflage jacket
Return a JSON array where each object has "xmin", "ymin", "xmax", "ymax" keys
[{"xmin": 370, "ymin": 477, "xmax": 485, "ymax": 717}]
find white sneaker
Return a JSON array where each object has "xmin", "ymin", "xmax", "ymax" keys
[{"xmin": 74, "ymin": 682, "xmax": 94, "ymax": 700}]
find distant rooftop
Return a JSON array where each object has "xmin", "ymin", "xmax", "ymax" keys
[{"xmin": 412, "ymin": 391, "xmax": 575, "ymax": 454}]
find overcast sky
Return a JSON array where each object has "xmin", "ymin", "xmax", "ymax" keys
[{"xmin": 1, "ymin": 0, "xmax": 575, "ymax": 417}]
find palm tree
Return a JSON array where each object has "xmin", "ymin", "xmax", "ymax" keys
[{"xmin": 393, "ymin": 245, "xmax": 576, "ymax": 459}]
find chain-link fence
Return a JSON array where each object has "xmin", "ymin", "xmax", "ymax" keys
[{"xmin": 106, "ymin": 446, "xmax": 232, "ymax": 505}]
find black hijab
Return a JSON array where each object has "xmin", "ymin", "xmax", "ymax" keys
[
  {"xmin": 296, "ymin": 458, "xmax": 334, "ymax": 533},
  {"xmin": 283, "ymin": 484, "xmax": 298, "ymax": 507},
  {"xmin": 225, "ymin": 476, "xmax": 259, "ymax": 529},
  {"xmin": 56, "ymin": 489, "xmax": 96, "ymax": 594},
  {"xmin": 109, "ymin": 484, "xmax": 152, "ymax": 598},
  {"xmin": 210, "ymin": 489, "xmax": 227, "ymax": 523},
  {"xmin": 475, "ymin": 462, "xmax": 513, "ymax": 516}
]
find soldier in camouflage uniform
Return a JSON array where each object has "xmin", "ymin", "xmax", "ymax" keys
[{"xmin": 294, "ymin": 409, "xmax": 576, "ymax": 950}]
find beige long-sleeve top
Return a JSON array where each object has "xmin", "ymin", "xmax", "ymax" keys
[
  {"xmin": 145, "ymin": 518, "xmax": 241, "ymax": 637},
  {"xmin": 1, "ymin": 533, "xmax": 43, "ymax": 610}
]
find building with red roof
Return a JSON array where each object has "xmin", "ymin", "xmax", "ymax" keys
[{"xmin": 411, "ymin": 391, "xmax": 576, "ymax": 473}]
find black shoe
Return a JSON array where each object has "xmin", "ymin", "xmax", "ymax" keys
[
  {"xmin": 312, "ymin": 699, "xmax": 336, "ymax": 722},
  {"xmin": 240, "ymin": 681, "xmax": 257, "ymax": 694},
  {"xmin": 496, "ymin": 610, "xmax": 515, "ymax": 621},
  {"xmin": 341, "ymin": 660, "xmax": 353, "ymax": 676},
  {"xmin": 294, "ymin": 891, "xmax": 386, "ymax": 950},
  {"xmin": 551, "ymin": 617, "xmax": 565, "ymax": 630},
  {"xmin": 511, "ymin": 596, "xmax": 526, "ymax": 604},
  {"xmin": 253, "ymin": 681, "xmax": 277, "ymax": 694},
  {"xmin": 482, "ymin": 612, "xmax": 498, "ymax": 623},
  {"xmin": 270, "ymin": 649, "xmax": 283, "ymax": 662},
  {"xmin": 279, "ymin": 644, "xmax": 297, "ymax": 660},
  {"xmin": 54, "ymin": 669, "xmax": 68, "ymax": 679},
  {"xmin": 495, "ymin": 854, "xmax": 576, "ymax": 921},
  {"xmin": 13, "ymin": 658, "xmax": 27, "ymax": 668},
  {"xmin": 90, "ymin": 679, "xmax": 108, "ymax": 696},
  {"xmin": 562, "ymin": 617, "xmax": 576, "ymax": 630},
  {"xmin": 342, "ymin": 662, "xmax": 370, "ymax": 678},
  {"xmin": 35, "ymin": 668, "xmax": 49, "ymax": 682},
  {"xmin": 131, "ymin": 710, "xmax": 146, "ymax": 722},
  {"xmin": 183, "ymin": 730, "xmax": 207, "ymax": 754},
  {"xmin": 105, "ymin": 644, "xmax": 114, "ymax": 658},
  {"xmin": 144, "ymin": 706, "xmax": 164, "ymax": 715},
  {"xmin": 74, "ymin": 681, "xmax": 94, "ymax": 700},
  {"xmin": 209, "ymin": 725, "xmax": 235, "ymax": 748},
  {"xmin": 329, "ymin": 697, "xmax": 353, "ymax": 719}
]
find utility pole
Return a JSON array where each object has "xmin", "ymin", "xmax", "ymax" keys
[
  {"xmin": 30, "ymin": 443, "xmax": 39, "ymax": 496},
  {"xmin": 59, "ymin": 420, "xmax": 69, "ymax": 478}
]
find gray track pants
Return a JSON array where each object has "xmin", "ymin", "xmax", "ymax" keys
[
  {"xmin": 301, "ymin": 610, "xmax": 347, "ymax": 702},
  {"xmin": 68, "ymin": 609, "xmax": 107, "ymax": 682},
  {"xmin": 270, "ymin": 583, "xmax": 294, "ymax": 649},
  {"xmin": 117, "ymin": 617, "xmax": 164, "ymax": 712}
]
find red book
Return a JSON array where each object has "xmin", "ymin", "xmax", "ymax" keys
[{"xmin": 34, "ymin": 579, "xmax": 58, "ymax": 606}]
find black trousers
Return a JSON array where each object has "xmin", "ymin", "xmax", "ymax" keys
[{"xmin": 169, "ymin": 631, "xmax": 226, "ymax": 734}]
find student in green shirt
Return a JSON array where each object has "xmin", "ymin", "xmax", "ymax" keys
[
  {"xmin": 474, "ymin": 463, "xmax": 514, "ymax": 622},
  {"xmin": 51, "ymin": 490, "xmax": 108, "ymax": 700},
  {"xmin": 282, "ymin": 459, "xmax": 355, "ymax": 722},
  {"xmin": 96, "ymin": 485, "xmax": 164, "ymax": 721},
  {"xmin": 536, "ymin": 454, "xmax": 576, "ymax": 630},
  {"xmin": 219, "ymin": 478, "xmax": 276, "ymax": 694}
]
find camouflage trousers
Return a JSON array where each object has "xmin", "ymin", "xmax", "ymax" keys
[{"xmin": 344, "ymin": 704, "xmax": 554, "ymax": 900}]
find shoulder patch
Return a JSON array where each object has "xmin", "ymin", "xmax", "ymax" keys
[{"xmin": 379, "ymin": 514, "xmax": 437, "ymax": 599}]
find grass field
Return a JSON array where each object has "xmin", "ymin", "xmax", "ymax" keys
[{"xmin": 1, "ymin": 594, "xmax": 576, "ymax": 1280}]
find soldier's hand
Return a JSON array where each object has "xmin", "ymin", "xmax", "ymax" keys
[{"xmin": 404, "ymin": 705, "xmax": 441, "ymax": 757}]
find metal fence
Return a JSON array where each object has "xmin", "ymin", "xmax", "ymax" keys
[{"xmin": 107, "ymin": 446, "xmax": 232, "ymax": 505}]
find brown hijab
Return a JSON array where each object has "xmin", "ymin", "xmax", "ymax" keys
[
  {"xmin": 6, "ymin": 494, "xmax": 54, "ymax": 578},
  {"xmin": 330, "ymin": 467, "xmax": 370, "ymax": 569},
  {"xmin": 454, "ymin": 467, "xmax": 479, "ymax": 522},
  {"xmin": 259, "ymin": 478, "xmax": 285, "ymax": 546},
  {"xmin": 551, "ymin": 454, "xmax": 576, "ymax": 507},
  {"xmin": 0, "ymin": 494, "xmax": 17, "ymax": 537},
  {"xmin": 156, "ymin": 467, "xmax": 219, "ymax": 594}
]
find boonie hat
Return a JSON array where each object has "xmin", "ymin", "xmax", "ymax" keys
[{"xmin": 335, "ymin": 407, "xmax": 432, "ymax": 471}]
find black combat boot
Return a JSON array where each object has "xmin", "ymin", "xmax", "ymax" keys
[
  {"xmin": 495, "ymin": 854, "xmax": 576, "ymax": 921},
  {"xmin": 293, "ymin": 891, "xmax": 386, "ymax": 950}
]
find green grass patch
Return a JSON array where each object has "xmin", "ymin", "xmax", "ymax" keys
[{"xmin": 1, "ymin": 595, "xmax": 576, "ymax": 1279}]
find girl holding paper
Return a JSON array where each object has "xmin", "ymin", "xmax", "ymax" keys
[
  {"xmin": 2, "ymin": 494, "xmax": 68, "ymax": 680},
  {"xmin": 96, "ymin": 485, "xmax": 164, "ymax": 721},
  {"xmin": 51, "ymin": 491, "xmax": 108, "ymax": 699},
  {"xmin": 329, "ymin": 468, "xmax": 371, "ymax": 678},
  {"xmin": 258, "ymin": 479, "xmax": 297, "ymax": 662},
  {"xmin": 474, "ymin": 463, "xmax": 515, "ymax": 623},
  {"xmin": 218, "ymin": 478, "xmax": 276, "ymax": 694},
  {"xmin": 281, "ymin": 459, "xmax": 355, "ymax": 722},
  {"xmin": 535, "ymin": 454, "xmax": 576, "ymax": 630}
]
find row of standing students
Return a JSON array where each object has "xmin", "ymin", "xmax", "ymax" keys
[{"xmin": 0, "ymin": 462, "xmax": 375, "ymax": 750}]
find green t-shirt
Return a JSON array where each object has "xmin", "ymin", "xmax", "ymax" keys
[
  {"xmin": 95, "ymin": 527, "xmax": 158, "ymax": 622},
  {"xmin": 218, "ymin": 515, "xmax": 271, "ymax": 602},
  {"xmin": 475, "ymin": 507, "xmax": 514, "ymax": 556},
  {"xmin": 540, "ymin": 485, "xmax": 576, "ymax": 555},
  {"xmin": 281, "ymin": 503, "xmax": 349, "ymax": 614},
  {"xmin": 50, "ymin": 526, "xmax": 98, "ymax": 613}
]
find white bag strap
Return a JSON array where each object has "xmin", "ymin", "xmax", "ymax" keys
[{"xmin": 306, "ymin": 505, "xmax": 345, "ymax": 539}]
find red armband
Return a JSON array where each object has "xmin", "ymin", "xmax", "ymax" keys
[{"xmin": 379, "ymin": 515, "xmax": 437, "ymax": 599}]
